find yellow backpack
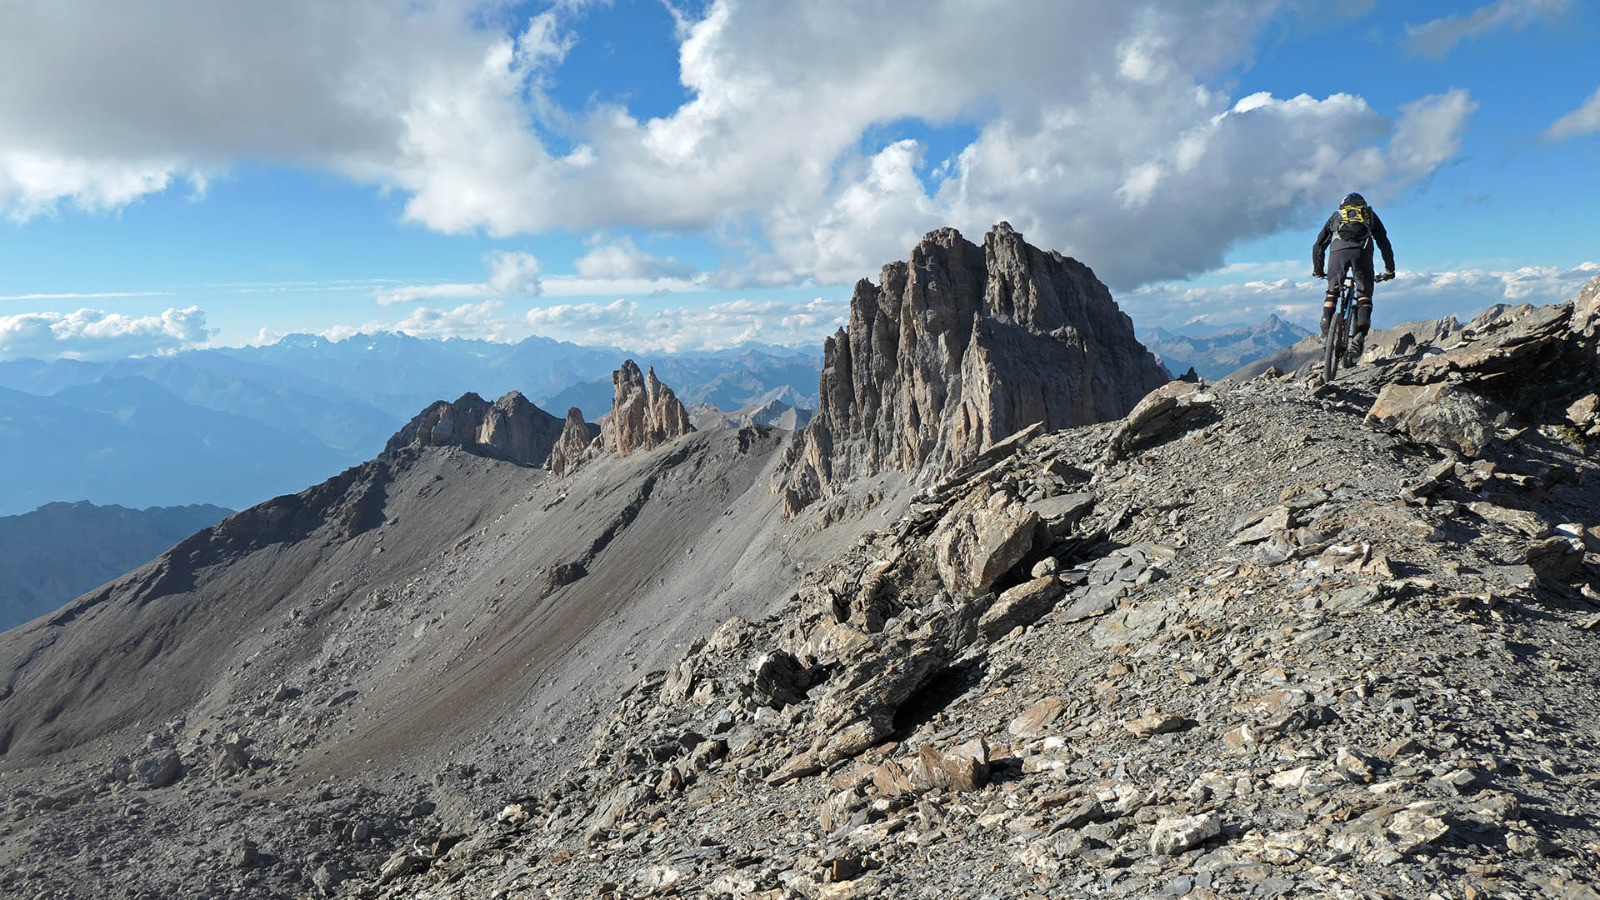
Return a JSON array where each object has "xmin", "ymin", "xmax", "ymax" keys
[{"xmin": 1335, "ymin": 204, "xmax": 1373, "ymax": 245}]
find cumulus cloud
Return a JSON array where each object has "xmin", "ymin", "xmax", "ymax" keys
[
  {"xmin": 378, "ymin": 251, "xmax": 542, "ymax": 305},
  {"xmin": 1546, "ymin": 86, "xmax": 1600, "ymax": 141},
  {"xmin": 2, "ymin": 1, "xmax": 1480, "ymax": 291},
  {"xmin": 524, "ymin": 296, "xmax": 846, "ymax": 352},
  {"xmin": 1404, "ymin": 0, "xmax": 1569, "ymax": 59},
  {"xmin": 1127, "ymin": 261, "xmax": 1600, "ymax": 332},
  {"xmin": 0, "ymin": 307, "xmax": 213, "ymax": 360},
  {"xmin": 0, "ymin": 1, "xmax": 508, "ymax": 217}
]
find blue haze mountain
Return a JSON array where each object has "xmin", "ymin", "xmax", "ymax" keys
[
  {"xmin": 0, "ymin": 501, "xmax": 231, "ymax": 631},
  {"xmin": 0, "ymin": 379, "xmax": 351, "ymax": 516},
  {"xmin": 0, "ymin": 337, "xmax": 823, "ymax": 514},
  {"xmin": 1139, "ymin": 314, "xmax": 1313, "ymax": 381}
]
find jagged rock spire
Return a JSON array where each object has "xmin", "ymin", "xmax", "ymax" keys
[
  {"xmin": 549, "ymin": 407, "xmax": 599, "ymax": 478},
  {"xmin": 601, "ymin": 360, "xmax": 694, "ymax": 457},
  {"xmin": 780, "ymin": 223, "xmax": 1168, "ymax": 514}
]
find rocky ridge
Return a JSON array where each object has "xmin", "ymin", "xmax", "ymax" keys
[
  {"xmin": 383, "ymin": 390, "xmax": 564, "ymax": 467},
  {"xmin": 781, "ymin": 223, "xmax": 1168, "ymax": 515},
  {"xmin": 690, "ymin": 400, "xmax": 815, "ymax": 433},
  {"xmin": 371, "ymin": 282, "xmax": 1600, "ymax": 899}
]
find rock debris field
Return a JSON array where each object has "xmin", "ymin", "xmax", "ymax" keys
[{"xmin": 378, "ymin": 363, "xmax": 1600, "ymax": 897}]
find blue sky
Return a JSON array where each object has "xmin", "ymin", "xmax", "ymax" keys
[{"xmin": 1, "ymin": 0, "xmax": 1598, "ymax": 358}]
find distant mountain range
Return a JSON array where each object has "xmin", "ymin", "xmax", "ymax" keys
[
  {"xmin": 0, "ymin": 334, "xmax": 821, "ymax": 515},
  {"xmin": 0, "ymin": 501, "xmax": 231, "ymax": 631},
  {"xmin": 1139, "ymin": 314, "xmax": 1313, "ymax": 381}
]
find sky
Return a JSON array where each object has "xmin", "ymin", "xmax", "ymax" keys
[{"xmin": 1, "ymin": 0, "xmax": 1598, "ymax": 360}]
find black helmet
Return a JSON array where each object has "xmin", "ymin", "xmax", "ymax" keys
[{"xmin": 1342, "ymin": 192, "xmax": 1367, "ymax": 207}]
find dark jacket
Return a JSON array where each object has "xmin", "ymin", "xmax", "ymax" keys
[{"xmin": 1313, "ymin": 206, "xmax": 1395, "ymax": 274}]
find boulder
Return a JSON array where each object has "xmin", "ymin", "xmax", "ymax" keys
[
  {"xmin": 810, "ymin": 640, "xmax": 949, "ymax": 765},
  {"xmin": 931, "ymin": 489, "xmax": 1038, "ymax": 595},
  {"xmin": 1567, "ymin": 393, "xmax": 1599, "ymax": 428},
  {"xmin": 1525, "ymin": 537, "xmax": 1585, "ymax": 581},
  {"xmin": 133, "ymin": 751, "xmax": 182, "ymax": 789},
  {"xmin": 377, "ymin": 851, "xmax": 430, "ymax": 884},
  {"xmin": 977, "ymin": 575, "xmax": 1065, "ymax": 639},
  {"xmin": 1365, "ymin": 382, "xmax": 1508, "ymax": 458},
  {"xmin": 1149, "ymin": 813, "xmax": 1222, "ymax": 855},
  {"xmin": 1102, "ymin": 381, "xmax": 1216, "ymax": 462},
  {"xmin": 749, "ymin": 650, "xmax": 814, "ymax": 709},
  {"xmin": 1009, "ymin": 697, "xmax": 1067, "ymax": 738},
  {"xmin": 910, "ymin": 739, "xmax": 990, "ymax": 793}
]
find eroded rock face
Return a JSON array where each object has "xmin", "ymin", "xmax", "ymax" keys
[
  {"xmin": 549, "ymin": 407, "xmax": 599, "ymax": 478},
  {"xmin": 1351, "ymin": 274, "xmax": 1600, "ymax": 450},
  {"xmin": 781, "ymin": 223, "xmax": 1167, "ymax": 513},
  {"xmin": 386, "ymin": 391, "xmax": 564, "ymax": 466},
  {"xmin": 477, "ymin": 392, "xmax": 565, "ymax": 465},
  {"xmin": 602, "ymin": 360, "xmax": 694, "ymax": 457}
]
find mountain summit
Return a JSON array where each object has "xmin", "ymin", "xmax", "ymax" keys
[{"xmin": 781, "ymin": 223, "xmax": 1167, "ymax": 513}]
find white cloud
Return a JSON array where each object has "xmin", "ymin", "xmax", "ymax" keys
[
  {"xmin": 1, "ymin": 1, "xmax": 1480, "ymax": 293},
  {"xmin": 525, "ymin": 296, "xmax": 846, "ymax": 352},
  {"xmin": 0, "ymin": 290, "xmax": 173, "ymax": 301},
  {"xmin": 378, "ymin": 251, "xmax": 542, "ymax": 305},
  {"xmin": 392, "ymin": 301, "xmax": 515, "ymax": 340},
  {"xmin": 0, "ymin": 307, "xmax": 212, "ymax": 360},
  {"xmin": 1127, "ymin": 261, "xmax": 1600, "ymax": 332},
  {"xmin": 384, "ymin": 247, "xmax": 710, "ymax": 304},
  {"xmin": 1546, "ymin": 86, "xmax": 1600, "ymax": 141},
  {"xmin": 0, "ymin": 2, "xmax": 503, "ymax": 218},
  {"xmin": 573, "ymin": 237, "xmax": 696, "ymax": 280},
  {"xmin": 1404, "ymin": 0, "xmax": 1569, "ymax": 59}
]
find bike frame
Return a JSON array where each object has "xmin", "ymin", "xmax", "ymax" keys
[{"xmin": 1321, "ymin": 272, "xmax": 1393, "ymax": 383}]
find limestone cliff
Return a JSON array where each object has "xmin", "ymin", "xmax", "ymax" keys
[{"xmin": 781, "ymin": 223, "xmax": 1168, "ymax": 513}]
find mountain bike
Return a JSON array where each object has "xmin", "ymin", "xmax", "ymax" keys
[{"xmin": 1322, "ymin": 271, "xmax": 1393, "ymax": 382}]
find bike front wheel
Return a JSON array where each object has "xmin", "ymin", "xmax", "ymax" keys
[{"xmin": 1323, "ymin": 316, "xmax": 1345, "ymax": 382}]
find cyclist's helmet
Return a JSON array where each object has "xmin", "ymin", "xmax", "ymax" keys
[{"xmin": 1342, "ymin": 192, "xmax": 1367, "ymax": 207}]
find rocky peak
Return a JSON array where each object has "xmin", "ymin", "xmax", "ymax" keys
[
  {"xmin": 385, "ymin": 390, "xmax": 564, "ymax": 467},
  {"xmin": 781, "ymin": 223, "xmax": 1169, "ymax": 513},
  {"xmin": 601, "ymin": 360, "xmax": 694, "ymax": 457},
  {"xmin": 549, "ymin": 407, "xmax": 600, "ymax": 478}
]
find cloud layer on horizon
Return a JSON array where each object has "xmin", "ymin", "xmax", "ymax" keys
[
  {"xmin": 0, "ymin": 307, "xmax": 212, "ymax": 360},
  {"xmin": 1127, "ymin": 260, "xmax": 1600, "ymax": 333}
]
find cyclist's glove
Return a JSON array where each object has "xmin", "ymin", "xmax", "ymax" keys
[
  {"xmin": 1312, "ymin": 270, "xmax": 1326, "ymax": 279},
  {"xmin": 1383, "ymin": 270, "xmax": 1395, "ymax": 279}
]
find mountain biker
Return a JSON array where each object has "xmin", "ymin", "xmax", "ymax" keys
[{"xmin": 1312, "ymin": 192, "xmax": 1395, "ymax": 360}]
